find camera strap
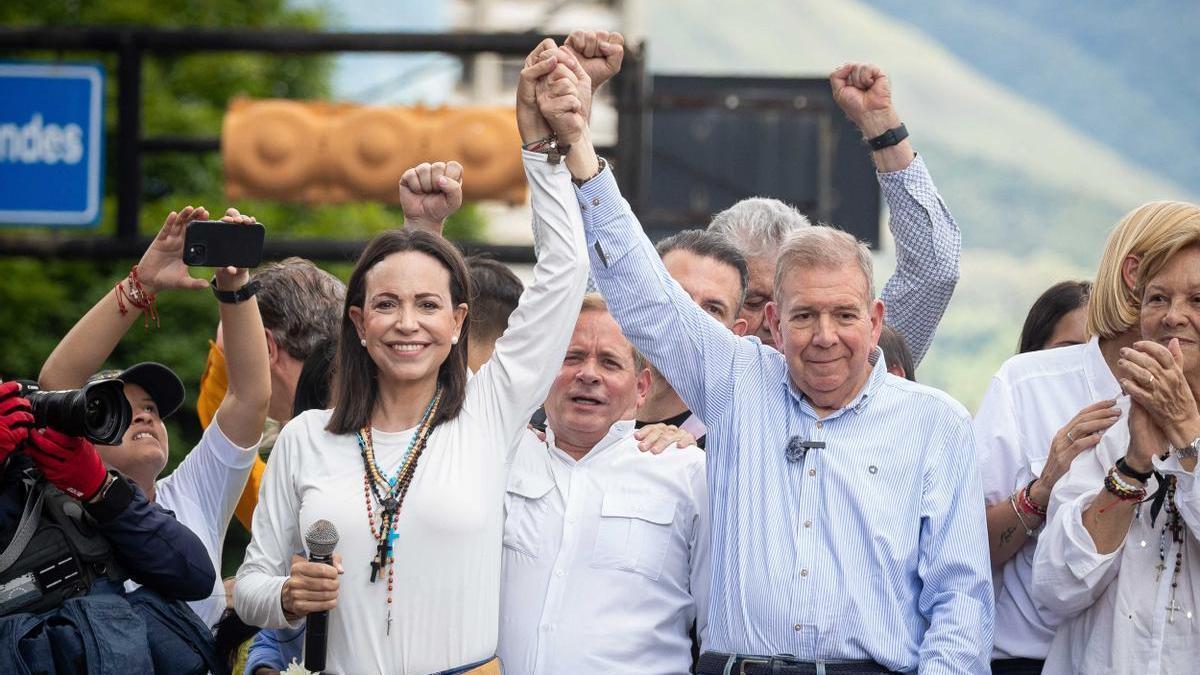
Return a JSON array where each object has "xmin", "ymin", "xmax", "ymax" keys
[{"xmin": 0, "ymin": 471, "xmax": 45, "ymax": 575}]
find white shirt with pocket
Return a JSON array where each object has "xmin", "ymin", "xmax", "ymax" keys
[
  {"xmin": 973, "ymin": 336, "xmax": 1120, "ymax": 659},
  {"xmin": 499, "ymin": 420, "xmax": 709, "ymax": 675}
]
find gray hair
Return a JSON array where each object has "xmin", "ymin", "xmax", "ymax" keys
[
  {"xmin": 253, "ymin": 257, "xmax": 347, "ymax": 361},
  {"xmin": 774, "ymin": 226, "xmax": 875, "ymax": 303},
  {"xmin": 707, "ymin": 197, "xmax": 812, "ymax": 259}
]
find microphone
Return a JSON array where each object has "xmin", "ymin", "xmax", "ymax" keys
[
  {"xmin": 786, "ymin": 435, "xmax": 825, "ymax": 463},
  {"xmin": 304, "ymin": 519, "xmax": 339, "ymax": 673}
]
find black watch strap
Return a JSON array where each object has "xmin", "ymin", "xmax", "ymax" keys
[
  {"xmin": 1116, "ymin": 456, "xmax": 1155, "ymax": 482},
  {"xmin": 866, "ymin": 123, "xmax": 909, "ymax": 151},
  {"xmin": 210, "ymin": 277, "xmax": 261, "ymax": 304}
]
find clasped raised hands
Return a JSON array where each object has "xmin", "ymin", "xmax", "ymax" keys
[{"xmin": 517, "ymin": 40, "xmax": 593, "ymax": 146}]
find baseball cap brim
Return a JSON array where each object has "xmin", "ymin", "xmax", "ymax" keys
[{"xmin": 90, "ymin": 362, "xmax": 185, "ymax": 419}]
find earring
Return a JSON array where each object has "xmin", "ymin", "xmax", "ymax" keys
[
  {"xmin": 360, "ymin": 338, "xmax": 367, "ymax": 347},
  {"xmin": 451, "ymin": 335, "xmax": 459, "ymax": 345}
]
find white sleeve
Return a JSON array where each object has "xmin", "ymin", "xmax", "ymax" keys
[
  {"xmin": 157, "ymin": 420, "xmax": 259, "ymax": 544},
  {"xmin": 466, "ymin": 150, "xmax": 589, "ymax": 453},
  {"xmin": 1031, "ymin": 444, "xmax": 1123, "ymax": 618},
  {"xmin": 973, "ymin": 372, "xmax": 1025, "ymax": 506},
  {"xmin": 687, "ymin": 456, "xmax": 711, "ymax": 648},
  {"xmin": 235, "ymin": 420, "xmax": 305, "ymax": 629}
]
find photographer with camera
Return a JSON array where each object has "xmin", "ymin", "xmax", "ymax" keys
[
  {"xmin": 0, "ymin": 380, "xmax": 219, "ymax": 673},
  {"xmin": 37, "ymin": 205, "xmax": 272, "ymax": 631}
]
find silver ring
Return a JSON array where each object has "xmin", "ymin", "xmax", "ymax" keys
[
  {"xmin": 1148, "ymin": 374, "xmax": 1156, "ymax": 386},
  {"xmin": 1067, "ymin": 429, "xmax": 1076, "ymax": 443}
]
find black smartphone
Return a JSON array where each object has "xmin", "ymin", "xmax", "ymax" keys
[{"xmin": 183, "ymin": 220, "xmax": 266, "ymax": 268}]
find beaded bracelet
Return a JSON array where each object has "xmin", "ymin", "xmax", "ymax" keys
[
  {"xmin": 1103, "ymin": 465, "xmax": 1148, "ymax": 502},
  {"xmin": 1018, "ymin": 480, "xmax": 1048, "ymax": 519},
  {"xmin": 121, "ymin": 265, "xmax": 159, "ymax": 329}
]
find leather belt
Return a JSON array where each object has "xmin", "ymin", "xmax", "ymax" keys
[{"xmin": 696, "ymin": 651, "xmax": 897, "ymax": 675}]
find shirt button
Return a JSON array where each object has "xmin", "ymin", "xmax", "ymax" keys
[
  {"xmin": 816, "ymin": 421, "xmax": 823, "ymax": 429},
  {"xmin": 555, "ymin": 569, "xmax": 565, "ymax": 577},
  {"xmin": 592, "ymin": 197, "xmax": 601, "ymax": 206},
  {"xmin": 804, "ymin": 520, "xmax": 812, "ymax": 528},
  {"xmin": 794, "ymin": 623, "xmax": 802, "ymax": 632},
  {"xmin": 808, "ymin": 469, "xmax": 816, "ymax": 477},
  {"xmin": 800, "ymin": 568, "xmax": 809, "ymax": 577}
]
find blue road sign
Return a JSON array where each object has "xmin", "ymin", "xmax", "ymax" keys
[{"xmin": 0, "ymin": 62, "xmax": 105, "ymax": 226}]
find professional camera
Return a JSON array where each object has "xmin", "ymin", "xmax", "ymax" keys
[{"xmin": 16, "ymin": 379, "xmax": 132, "ymax": 445}]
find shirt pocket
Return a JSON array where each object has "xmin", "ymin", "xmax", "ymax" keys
[
  {"xmin": 590, "ymin": 492, "xmax": 677, "ymax": 581},
  {"xmin": 503, "ymin": 472, "xmax": 556, "ymax": 558}
]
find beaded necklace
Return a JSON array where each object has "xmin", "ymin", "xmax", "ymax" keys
[
  {"xmin": 356, "ymin": 386, "xmax": 442, "ymax": 635},
  {"xmin": 1154, "ymin": 476, "xmax": 1188, "ymax": 624}
]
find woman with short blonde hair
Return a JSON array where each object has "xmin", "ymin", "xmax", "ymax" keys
[{"xmin": 975, "ymin": 200, "xmax": 1200, "ymax": 674}]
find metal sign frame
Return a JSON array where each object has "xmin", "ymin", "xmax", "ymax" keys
[{"xmin": 0, "ymin": 28, "xmax": 648, "ymax": 263}]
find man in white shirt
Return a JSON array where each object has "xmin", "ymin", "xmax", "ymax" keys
[{"xmin": 499, "ymin": 293, "xmax": 709, "ymax": 675}]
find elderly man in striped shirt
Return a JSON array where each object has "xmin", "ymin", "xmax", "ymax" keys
[{"xmin": 552, "ymin": 58, "xmax": 993, "ymax": 674}]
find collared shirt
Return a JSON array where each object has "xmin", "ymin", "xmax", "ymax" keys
[
  {"xmin": 1033, "ymin": 396, "xmax": 1200, "ymax": 675},
  {"xmin": 498, "ymin": 421, "xmax": 709, "ymax": 675},
  {"xmin": 974, "ymin": 337, "xmax": 1121, "ymax": 659},
  {"xmin": 569, "ymin": 165, "xmax": 993, "ymax": 674}
]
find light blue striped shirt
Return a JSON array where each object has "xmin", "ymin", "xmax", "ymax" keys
[{"xmin": 573, "ymin": 166, "xmax": 993, "ymax": 674}]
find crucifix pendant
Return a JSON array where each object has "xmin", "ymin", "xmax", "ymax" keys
[
  {"xmin": 370, "ymin": 555, "xmax": 381, "ymax": 583},
  {"xmin": 1166, "ymin": 598, "xmax": 1184, "ymax": 624},
  {"xmin": 1156, "ymin": 560, "xmax": 1167, "ymax": 582}
]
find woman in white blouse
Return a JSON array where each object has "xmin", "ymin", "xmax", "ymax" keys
[
  {"xmin": 1033, "ymin": 219, "xmax": 1200, "ymax": 674},
  {"xmin": 234, "ymin": 44, "xmax": 595, "ymax": 674},
  {"xmin": 974, "ymin": 201, "xmax": 1200, "ymax": 674}
]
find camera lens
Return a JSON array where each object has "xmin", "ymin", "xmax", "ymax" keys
[{"xmin": 23, "ymin": 379, "xmax": 133, "ymax": 445}]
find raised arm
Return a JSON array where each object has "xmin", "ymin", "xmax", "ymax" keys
[
  {"xmin": 559, "ymin": 61, "xmax": 757, "ymax": 431},
  {"xmin": 830, "ymin": 63, "xmax": 960, "ymax": 365},
  {"xmin": 209, "ymin": 209, "xmax": 272, "ymax": 447},
  {"xmin": 916, "ymin": 416, "xmax": 993, "ymax": 674},
  {"xmin": 39, "ymin": 206, "xmax": 211, "ymax": 389},
  {"xmin": 463, "ymin": 43, "xmax": 591, "ymax": 448}
]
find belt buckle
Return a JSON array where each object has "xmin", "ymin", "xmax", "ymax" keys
[{"xmin": 738, "ymin": 657, "xmax": 772, "ymax": 675}]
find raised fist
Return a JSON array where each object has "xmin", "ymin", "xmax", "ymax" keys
[
  {"xmin": 535, "ymin": 49, "xmax": 592, "ymax": 145},
  {"xmin": 829, "ymin": 62, "xmax": 900, "ymax": 137},
  {"xmin": 399, "ymin": 161, "xmax": 464, "ymax": 232},
  {"xmin": 564, "ymin": 30, "xmax": 625, "ymax": 94}
]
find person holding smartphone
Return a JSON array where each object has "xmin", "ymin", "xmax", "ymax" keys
[{"xmin": 38, "ymin": 206, "xmax": 272, "ymax": 630}]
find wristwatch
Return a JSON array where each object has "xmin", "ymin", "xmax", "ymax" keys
[
  {"xmin": 866, "ymin": 123, "xmax": 909, "ymax": 151},
  {"xmin": 210, "ymin": 277, "xmax": 261, "ymax": 304},
  {"xmin": 1176, "ymin": 436, "xmax": 1200, "ymax": 461}
]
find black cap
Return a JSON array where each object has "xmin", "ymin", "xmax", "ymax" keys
[{"xmin": 89, "ymin": 362, "xmax": 186, "ymax": 419}]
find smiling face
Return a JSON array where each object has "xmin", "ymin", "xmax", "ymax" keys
[
  {"xmin": 349, "ymin": 251, "xmax": 467, "ymax": 391},
  {"xmin": 767, "ymin": 262, "xmax": 883, "ymax": 413},
  {"xmin": 544, "ymin": 309, "xmax": 650, "ymax": 453},
  {"xmin": 1139, "ymin": 246, "xmax": 1200, "ymax": 376},
  {"xmin": 96, "ymin": 382, "xmax": 169, "ymax": 477}
]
